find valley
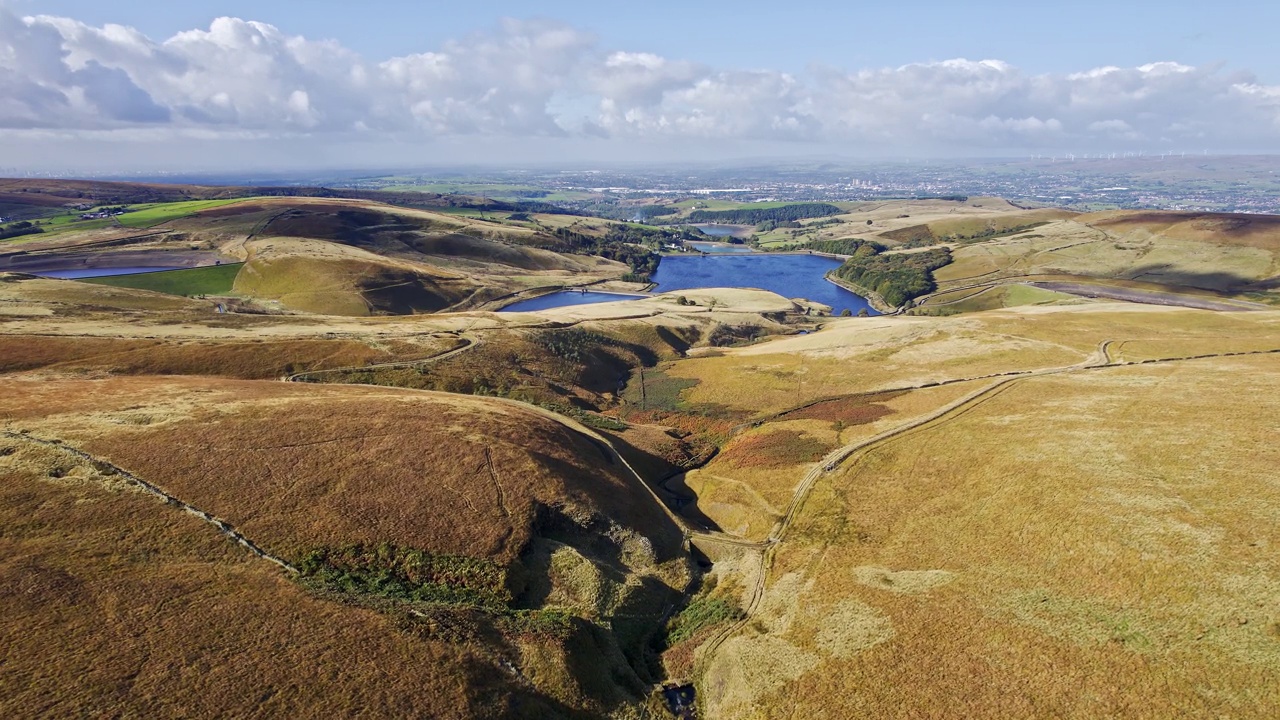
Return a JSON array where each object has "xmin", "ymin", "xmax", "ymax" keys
[{"xmin": 2, "ymin": 181, "xmax": 1279, "ymax": 718}]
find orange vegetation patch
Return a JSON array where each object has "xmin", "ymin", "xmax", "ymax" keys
[
  {"xmin": 0, "ymin": 442, "xmax": 586, "ymax": 718},
  {"xmin": 779, "ymin": 390, "xmax": 906, "ymax": 427},
  {"xmin": 2, "ymin": 375, "xmax": 684, "ymax": 565},
  {"xmin": 716, "ymin": 429, "xmax": 830, "ymax": 470},
  {"xmin": 0, "ymin": 335, "xmax": 411, "ymax": 379}
]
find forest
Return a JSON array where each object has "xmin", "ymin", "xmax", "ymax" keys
[
  {"xmin": 687, "ymin": 203, "xmax": 843, "ymax": 224},
  {"xmin": 830, "ymin": 246, "xmax": 952, "ymax": 307}
]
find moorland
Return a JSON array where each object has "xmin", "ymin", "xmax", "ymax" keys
[{"xmin": 2, "ymin": 180, "xmax": 1278, "ymax": 719}]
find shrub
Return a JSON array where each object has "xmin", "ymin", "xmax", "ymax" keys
[{"xmin": 665, "ymin": 598, "xmax": 745, "ymax": 645}]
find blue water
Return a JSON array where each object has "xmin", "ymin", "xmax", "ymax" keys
[
  {"xmin": 499, "ymin": 255, "xmax": 878, "ymax": 316},
  {"xmin": 34, "ymin": 266, "xmax": 186, "ymax": 279},
  {"xmin": 651, "ymin": 254, "xmax": 878, "ymax": 316},
  {"xmin": 687, "ymin": 241, "xmax": 756, "ymax": 254},
  {"xmin": 500, "ymin": 290, "xmax": 645, "ymax": 312},
  {"xmin": 693, "ymin": 224, "xmax": 746, "ymax": 237}
]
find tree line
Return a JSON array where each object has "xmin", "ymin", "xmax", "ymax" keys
[{"xmin": 687, "ymin": 203, "xmax": 843, "ymax": 225}]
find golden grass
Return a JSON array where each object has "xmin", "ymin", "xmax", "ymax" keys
[
  {"xmin": 935, "ymin": 213, "xmax": 1279, "ymax": 300},
  {"xmin": 704, "ymin": 354, "xmax": 1280, "ymax": 718},
  {"xmin": 664, "ymin": 315, "xmax": 1085, "ymax": 414},
  {"xmin": 915, "ymin": 283, "xmax": 1087, "ymax": 313},
  {"xmin": 0, "ymin": 375, "xmax": 683, "ymax": 565},
  {"xmin": 675, "ymin": 384, "xmax": 983, "ymax": 542},
  {"xmin": 0, "ymin": 334, "xmax": 449, "ymax": 378},
  {"xmin": 0, "ymin": 442, "xmax": 566, "ymax": 719}
]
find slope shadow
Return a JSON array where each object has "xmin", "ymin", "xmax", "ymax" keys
[
  {"xmin": 602, "ymin": 432, "xmax": 725, "ymax": 534},
  {"xmin": 1121, "ymin": 265, "xmax": 1261, "ymax": 293}
]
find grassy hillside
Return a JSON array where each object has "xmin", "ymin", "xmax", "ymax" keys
[
  {"xmin": 0, "ymin": 375, "xmax": 692, "ymax": 717},
  {"xmin": 922, "ymin": 209, "xmax": 1280, "ymax": 310},
  {"xmin": 618, "ymin": 303, "xmax": 1280, "ymax": 718},
  {"xmin": 83, "ymin": 263, "xmax": 243, "ymax": 295},
  {"xmin": 116, "ymin": 199, "xmax": 253, "ymax": 228},
  {"xmin": 711, "ymin": 353, "xmax": 1280, "ymax": 718}
]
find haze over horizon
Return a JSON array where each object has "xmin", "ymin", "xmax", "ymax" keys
[{"xmin": 3, "ymin": 0, "xmax": 1280, "ymax": 172}]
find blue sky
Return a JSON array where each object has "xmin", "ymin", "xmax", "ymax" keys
[
  {"xmin": 3, "ymin": 0, "xmax": 1279, "ymax": 170},
  {"xmin": 20, "ymin": 0, "xmax": 1278, "ymax": 78}
]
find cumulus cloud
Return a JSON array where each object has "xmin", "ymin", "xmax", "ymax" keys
[{"xmin": 1, "ymin": 6, "xmax": 1279, "ymax": 158}]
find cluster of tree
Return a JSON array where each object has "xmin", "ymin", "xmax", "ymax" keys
[
  {"xmin": 831, "ymin": 246, "xmax": 952, "ymax": 307},
  {"xmin": 805, "ymin": 238, "xmax": 880, "ymax": 256},
  {"xmin": 504, "ymin": 200, "xmax": 584, "ymax": 216},
  {"xmin": 754, "ymin": 219, "xmax": 802, "ymax": 232},
  {"xmin": 914, "ymin": 194, "xmax": 969, "ymax": 202},
  {"xmin": 572, "ymin": 202, "xmax": 680, "ymax": 222},
  {"xmin": 687, "ymin": 203, "xmax": 843, "ymax": 225},
  {"xmin": 942, "ymin": 221, "xmax": 1050, "ymax": 245},
  {"xmin": 0, "ymin": 221, "xmax": 44, "ymax": 240},
  {"xmin": 540, "ymin": 225, "xmax": 664, "ymax": 278}
]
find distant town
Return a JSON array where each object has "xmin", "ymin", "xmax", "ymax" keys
[{"xmin": 331, "ymin": 155, "xmax": 1280, "ymax": 214}]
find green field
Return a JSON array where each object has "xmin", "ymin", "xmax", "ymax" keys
[
  {"xmin": 81, "ymin": 263, "xmax": 243, "ymax": 295},
  {"xmin": 116, "ymin": 199, "xmax": 251, "ymax": 228}
]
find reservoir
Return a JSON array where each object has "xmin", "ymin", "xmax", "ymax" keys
[
  {"xmin": 34, "ymin": 266, "xmax": 186, "ymax": 279},
  {"xmin": 686, "ymin": 241, "xmax": 755, "ymax": 254},
  {"xmin": 689, "ymin": 223, "xmax": 753, "ymax": 238},
  {"xmin": 500, "ymin": 290, "xmax": 646, "ymax": 312},
  {"xmin": 500, "ymin": 254, "xmax": 877, "ymax": 316},
  {"xmin": 651, "ymin": 254, "xmax": 877, "ymax": 316}
]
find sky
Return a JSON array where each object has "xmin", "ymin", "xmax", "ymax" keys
[{"xmin": 2, "ymin": 0, "xmax": 1280, "ymax": 172}]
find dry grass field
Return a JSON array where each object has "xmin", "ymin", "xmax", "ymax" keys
[
  {"xmin": 629, "ymin": 302, "xmax": 1280, "ymax": 719},
  {"xmin": 0, "ymin": 441, "xmax": 549, "ymax": 718},
  {"xmin": 923, "ymin": 209, "xmax": 1280, "ymax": 310},
  {"xmin": 0, "ymin": 372, "xmax": 693, "ymax": 717},
  {"xmin": 701, "ymin": 352, "xmax": 1280, "ymax": 719}
]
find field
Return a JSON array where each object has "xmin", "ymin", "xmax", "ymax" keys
[
  {"xmin": 0, "ymin": 372, "xmax": 692, "ymax": 717},
  {"xmin": 0, "ymin": 443, "xmax": 536, "ymax": 718},
  {"xmin": 702, "ymin": 354, "xmax": 1280, "ymax": 718},
  {"xmin": 116, "ymin": 198, "xmax": 254, "ymax": 227},
  {"xmin": 83, "ymin": 263, "xmax": 244, "ymax": 295}
]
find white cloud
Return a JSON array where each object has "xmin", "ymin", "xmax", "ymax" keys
[{"xmin": 1, "ymin": 6, "xmax": 1279, "ymax": 162}]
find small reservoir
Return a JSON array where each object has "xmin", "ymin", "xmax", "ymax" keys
[
  {"xmin": 34, "ymin": 266, "xmax": 187, "ymax": 279},
  {"xmin": 500, "ymin": 290, "xmax": 646, "ymax": 312},
  {"xmin": 686, "ymin": 241, "xmax": 755, "ymax": 254}
]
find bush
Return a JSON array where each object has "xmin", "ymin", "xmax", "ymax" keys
[
  {"xmin": 665, "ymin": 597, "xmax": 745, "ymax": 645},
  {"xmin": 297, "ymin": 543, "xmax": 511, "ymax": 610}
]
